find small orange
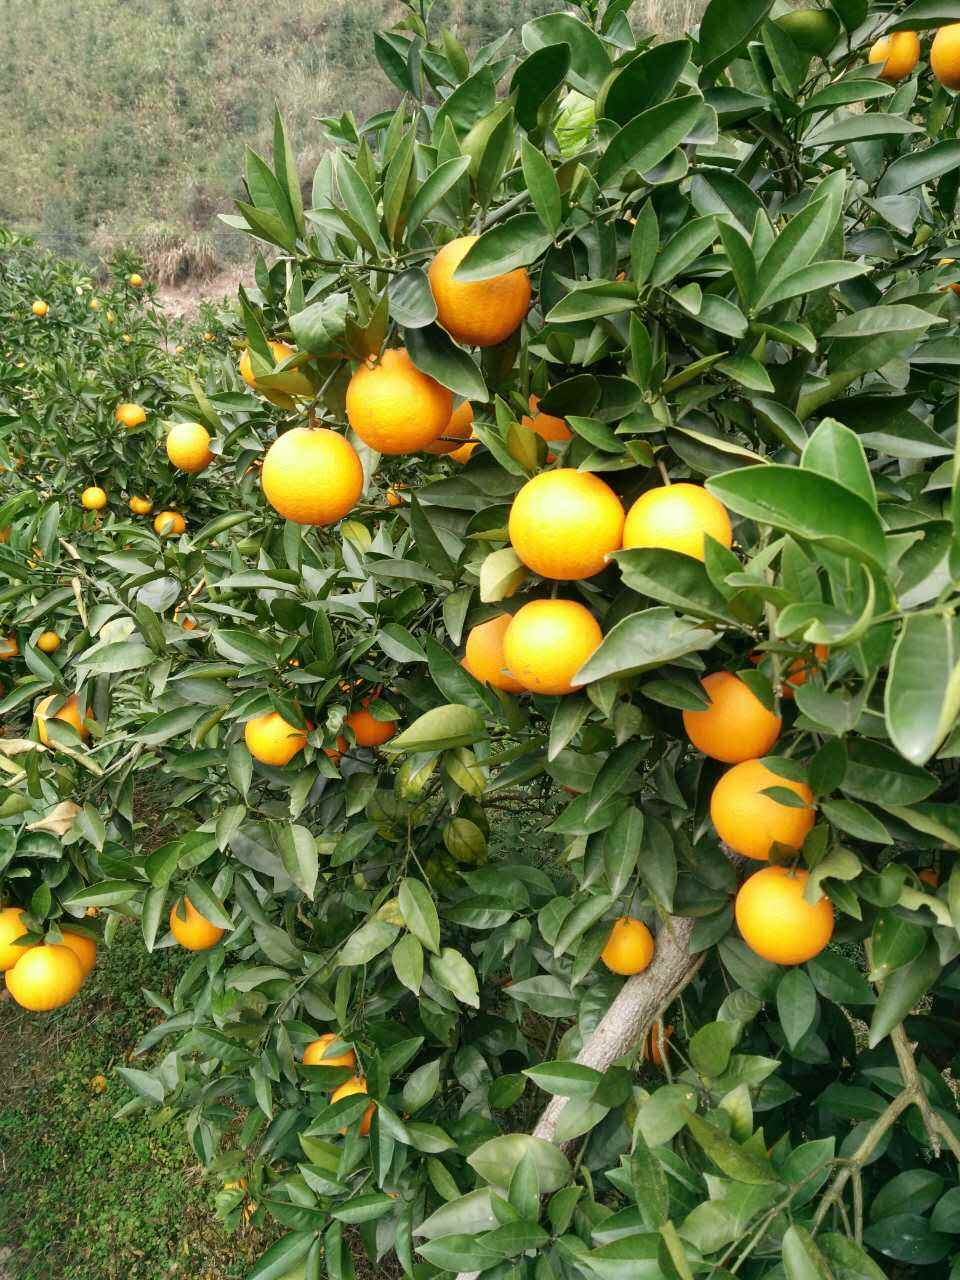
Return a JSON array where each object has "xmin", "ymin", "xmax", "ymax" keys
[
  {"xmin": 386, "ymin": 489, "xmax": 403, "ymax": 508},
  {"xmin": 623, "ymin": 483, "xmax": 732, "ymax": 561},
  {"xmin": 115, "ymin": 402, "xmax": 147, "ymax": 429},
  {"xmin": 244, "ymin": 711, "xmax": 308, "ymax": 766},
  {"xmin": 462, "ymin": 614, "xmax": 525, "ymax": 694},
  {"xmin": 324, "ymin": 735, "xmax": 349, "ymax": 765},
  {"xmin": 35, "ymin": 693, "xmax": 89, "ymax": 745},
  {"xmin": 6, "ymin": 944, "xmax": 84, "ymax": 1011},
  {"xmin": 783, "ymin": 644, "xmax": 829, "ymax": 698},
  {"xmin": 36, "ymin": 631, "xmax": 61, "ymax": 654},
  {"xmin": 735, "ymin": 865, "xmax": 834, "ymax": 964},
  {"xmin": 0, "ymin": 636, "xmax": 19, "ymax": 660},
  {"xmin": 169, "ymin": 897, "xmax": 224, "ymax": 951},
  {"xmin": 129, "ymin": 496, "xmax": 153, "ymax": 515},
  {"xmin": 129, "ymin": 273, "xmax": 144, "ymax": 287},
  {"xmin": 261, "ymin": 427, "xmax": 364, "ymax": 525},
  {"xmin": 710, "ymin": 758, "xmax": 814, "ymax": 861},
  {"xmin": 345, "ymin": 707, "xmax": 396, "ymax": 748},
  {"xmin": 502, "ymin": 599, "xmax": 602, "ymax": 696},
  {"xmin": 425, "ymin": 401, "xmax": 474, "ymax": 455},
  {"xmin": 81, "ymin": 486, "xmax": 108, "ymax": 511},
  {"xmin": 939, "ymin": 259, "xmax": 960, "ymax": 296},
  {"xmin": 32, "ymin": 300, "xmax": 48, "ymax": 317},
  {"xmin": 60, "ymin": 930, "xmax": 97, "ymax": 978},
  {"xmin": 643, "ymin": 1020, "xmax": 673, "ymax": 1068},
  {"xmin": 303, "ymin": 1033, "xmax": 357, "ymax": 1071},
  {"xmin": 449, "ymin": 441, "xmax": 480, "ymax": 464},
  {"xmin": 601, "ymin": 917, "xmax": 655, "ymax": 975},
  {"xmin": 509, "ymin": 469, "xmax": 625, "ymax": 580},
  {"xmin": 0, "ymin": 907, "xmax": 36, "ymax": 971},
  {"xmin": 166, "ymin": 422, "xmax": 213, "ymax": 474},
  {"xmin": 154, "ymin": 510, "xmax": 186, "ymax": 536},
  {"xmin": 919, "ymin": 867, "xmax": 940, "ymax": 888},
  {"xmin": 330, "ymin": 1077, "xmax": 376, "ymax": 1135},
  {"xmin": 683, "ymin": 672, "xmax": 781, "ymax": 763},
  {"xmin": 239, "ymin": 339, "xmax": 314, "ymax": 405},
  {"xmin": 521, "ymin": 394, "xmax": 572, "ymax": 460},
  {"xmin": 429, "ymin": 236, "xmax": 531, "ymax": 347},
  {"xmin": 870, "ymin": 29, "xmax": 921, "ymax": 82},
  {"xmin": 346, "ymin": 348, "xmax": 452, "ymax": 454}
]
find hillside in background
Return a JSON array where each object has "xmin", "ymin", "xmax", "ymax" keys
[{"xmin": 0, "ymin": 0, "xmax": 701, "ymax": 277}]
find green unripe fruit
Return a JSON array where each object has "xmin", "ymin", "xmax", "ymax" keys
[{"xmin": 774, "ymin": 9, "xmax": 840, "ymax": 55}]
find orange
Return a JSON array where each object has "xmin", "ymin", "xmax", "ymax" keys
[
  {"xmin": 939, "ymin": 259, "xmax": 960, "ymax": 296},
  {"xmin": 89, "ymin": 298, "xmax": 100, "ymax": 310},
  {"xmin": 166, "ymin": 422, "xmax": 213, "ymax": 474},
  {"xmin": 509, "ymin": 470, "xmax": 625, "ymax": 580},
  {"xmin": 642, "ymin": 1020, "xmax": 672, "ymax": 1068},
  {"xmin": 0, "ymin": 907, "xmax": 36, "ymax": 971},
  {"xmin": 735, "ymin": 866, "xmax": 834, "ymax": 965},
  {"xmin": 81, "ymin": 486, "xmax": 107, "ymax": 511},
  {"xmin": 623, "ymin": 483, "xmax": 732, "ymax": 561},
  {"xmin": 32, "ymin": 300, "xmax": 48, "ymax": 317},
  {"xmin": 346, "ymin": 348, "xmax": 452, "ymax": 454},
  {"xmin": 463, "ymin": 614, "xmax": 525, "ymax": 694},
  {"xmin": 115, "ymin": 402, "xmax": 147, "ymax": 428},
  {"xmin": 154, "ymin": 510, "xmax": 186, "ymax": 536},
  {"xmin": 129, "ymin": 273, "xmax": 144, "ymax": 287},
  {"xmin": 330, "ymin": 1077, "xmax": 376, "ymax": 1135},
  {"xmin": 60, "ymin": 930, "xmax": 97, "ymax": 978},
  {"xmin": 6, "ymin": 944, "xmax": 84, "ymax": 1011},
  {"xmin": 783, "ymin": 644, "xmax": 829, "ymax": 698},
  {"xmin": 36, "ymin": 693, "xmax": 89, "ymax": 746},
  {"xmin": 710, "ymin": 758, "xmax": 814, "ymax": 861},
  {"xmin": 919, "ymin": 867, "xmax": 940, "ymax": 888},
  {"xmin": 521, "ymin": 394, "xmax": 572, "ymax": 460},
  {"xmin": 933, "ymin": 24, "xmax": 960, "ymax": 87},
  {"xmin": 169, "ymin": 897, "xmax": 224, "ymax": 951},
  {"xmin": 429, "ymin": 236, "xmax": 531, "ymax": 347},
  {"xmin": 683, "ymin": 672, "xmax": 781, "ymax": 763},
  {"xmin": 36, "ymin": 631, "xmax": 61, "ymax": 654},
  {"xmin": 239, "ymin": 339, "xmax": 314, "ymax": 405},
  {"xmin": 502, "ymin": 599, "xmax": 602, "ymax": 696},
  {"xmin": 244, "ymin": 711, "xmax": 308, "ymax": 766},
  {"xmin": 425, "ymin": 401, "xmax": 474, "ymax": 455},
  {"xmin": 601, "ymin": 917, "xmax": 655, "ymax": 975},
  {"xmin": 303, "ymin": 1033, "xmax": 357, "ymax": 1071},
  {"xmin": 869, "ymin": 30, "xmax": 920, "ymax": 81},
  {"xmin": 386, "ymin": 489, "xmax": 403, "ymax": 508},
  {"xmin": 450, "ymin": 441, "xmax": 480, "ymax": 464},
  {"xmin": 345, "ymin": 707, "xmax": 396, "ymax": 748},
  {"xmin": 0, "ymin": 636, "xmax": 19, "ymax": 659},
  {"xmin": 261, "ymin": 427, "xmax": 364, "ymax": 525},
  {"xmin": 324, "ymin": 736, "xmax": 348, "ymax": 765},
  {"xmin": 129, "ymin": 496, "xmax": 153, "ymax": 515}
]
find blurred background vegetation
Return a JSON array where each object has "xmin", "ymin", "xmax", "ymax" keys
[{"xmin": 0, "ymin": 0, "xmax": 706, "ymax": 280}]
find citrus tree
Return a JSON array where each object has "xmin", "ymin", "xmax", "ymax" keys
[{"xmin": 4, "ymin": 0, "xmax": 960, "ymax": 1276}]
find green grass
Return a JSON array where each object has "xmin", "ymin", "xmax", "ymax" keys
[{"xmin": 0, "ymin": 923, "xmax": 278, "ymax": 1280}]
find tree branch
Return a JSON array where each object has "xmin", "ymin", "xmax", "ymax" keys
[{"xmin": 812, "ymin": 1088, "xmax": 914, "ymax": 1233}]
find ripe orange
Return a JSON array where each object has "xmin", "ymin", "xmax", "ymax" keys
[
  {"xmin": 425, "ymin": 401, "xmax": 474, "ymax": 454},
  {"xmin": 783, "ymin": 644, "xmax": 829, "ymax": 698},
  {"xmin": 239, "ymin": 339, "xmax": 314, "ymax": 405},
  {"xmin": 521, "ymin": 394, "xmax": 572, "ymax": 459},
  {"xmin": 939, "ymin": 259, "xmax": 960, "ymax": 295},
  {"xmin": 303, "ymin": 1033, "xmax": 357, "ymax": 1070},
  {"xmin": 386, "ymin": 489, "xmax": 403, "ymax": 508},
  {"xmin": 710, "ymin": 758, "xmax": 814, "ymax": 861},
  {"xmin": 0, "ymin": 636, "xmax": 19, "ymax": 659},
  {"xmin": 462, "ymin": 614, "xmax": 525, "ymax": 693},
  {"xmin": 346, "ymin": 348, "xmax": 452, "ymax": 454},
  {"xmin": 429, "ymin": 236, "xmax": 531, "ymax": 347},
  {"xmin": 129, "ymin": 496, "xmax": 153, "ymax": 515},
  {"xmin": 509, "ymin": 470, "xmax": 625, "ymax": 580},
  {"xmin": 244, "ymin": 711, "xmax": 308, "ymax": 766},
  {"xmin": 331, "ymin": 1077, "xmax": 375, "ymax": 1135},
  {"xmin": 601, "ymin": 917, "xmax": 655, "ymax": 975},
  {"xmin": 919, "ymin": 867, "xmax": 940, "ymax": 888},
  {"xmin": 345, "ymin": 707, "xmax": 396, "ymax": 748},
  {"xmin": 869, "ymin": 29, "xmax": 921, "ymax": 81},
  {"xmin": 32, "ymin": 300, "xmax": 48, "ymax": 317},
  {"xmin": 324, "ymin": 736, "xmax": 348, "ymax": 765},
  {"xmin": 6, "ymin": 943, "xmax": 84, "ymax": 1010},
  {"xmin": 60, "ymin": 930, "xmax": 97, "ymax": 978},
  {"xmin": 623, "ymin": 483, "xmax": 732, "ymax": 561},
  {"xmin": 129, "ymin": 273, "xmax": 143, "ymax": 287},
  {"xmin": 261, "ymin": 427, "xmax": 364, "ymax": 525},
  {"xmin": 36, "ymin": 631, "xmax": 61, "ymax": 654},
  {"xmin": 89, "ymin": 298, "xmax": 100, "ymax": 310},
  {"xmin": 169, "ymin": 897, "xmax": 224, "ymax": 951},
  {"xmin": 683, "ymin": 672, "xmax": 781, "ymax": 763},
  {"xmin": 450, "ymin": 441, "xmax": 479, "ymax": 464},
  {"xmin": 0, "ymin": 907, "xmax": 36, "ymax": 971},
  {"xmin": 502, "ymin": 599, "xmax": 602, "ymax": 696},
  {"xmin": 642, "ymin": 1020, "xmax": 673, "ymax": 1068},
  {"xmin": 933, "ymin": 24, "xmax": 960, "ymax": 87},
  {"xmin": 166, "ymin": 422, "xmax": 213, "ymax": 474},
  {"xmin": 154, "ymin": 510, "xmax": 186, "ymax": 536},
  {"xmin": 735, "ymin": 866, "xmax": 834, "ymax": 965},
  {"xmin": 81, "ymin": 486, "xmax": 107, "ymax": 511},
  {"xmin": 116, "ymin": 402, "xmax": 147, "ymax": 429},
  {"xmin": 36, "ymin": 693, "xmax": 89, "ymax": 745}
]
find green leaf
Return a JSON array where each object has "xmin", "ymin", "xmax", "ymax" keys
[
  {"xmin": 885, "ymin": 612, "xmax": 960, "ymax": 765},
  {"xmin": 430, "ymin": 947, "xmax": 479, "ymax": 1007},
  {"xmin": 615, "ymin": 548, "xmax": 741, "ymax": 624},
  {"xmin": 455, "ymin": 212, "xmax": 552, "ymax": 282},
  {"xmin": 392, "ymin": 933, "xmax": 424, "ymax": 994},
  {"xmin": 522, "ymin": 1061, "xmax": 603, "ymax": 1097},
  {"xmin": 385, "ymin": 704, "xmax": 485, "ymax": 753},
  {"xmin": 782, "ymin": 1224, "xmax": 832, "ymax": 1280},
  {"xmin": 406, "ymin": 323, "xmax": 487, "ymax": 402},
  {"xmin": 245, "ymin": 1232, "xmax": 315, "ymax": 1280},
  {"xmin": 802, "ymin": 418, "xmax": 876, "ymax": 508},
  {"xmin": 520, "ymin": 138, "xmax": 562, "ymax": 238},
  {"xmin": 598, "ymin": 95, "xmax": 705, "ymax": 189},
  {"xmin": 521, "ymin": 12, "xmax": 611, "ymax": 95},
  {"xmin": 511, "ymin": 42, "xmax": 571, "ymax": 131},
  {"xmin": 868, "ymin": 938, "xmax": 941, "ymax": 1048},
  {"xmin": 689, "ymin": 1021, "xmax": 737, "ymax": 1076},
  {"xmin": 878, "ymin": 141, "xmax": 960, "ymax": 197},
  {"xmin": 574, "ymin": 607, "xmax": 718, "ymax": 684},
  {"xmin": 686, "ymin": 1112, "xmax": 780, "ymax": 1184},
  {"xmin": 338, "ymin": 919, "xmax": 399, "ymax": 967},
  {"xmin": 398, "ymin": 877, "xmax": 441, "ymax": 955},
  {"xmin": 468, "ymin": 1133, "xmax": 572, "ymax": 1193},
  {"xmin": 777, "ymin": 969, "xmax": 817, "ymax": 1050},
  {"xmin": 699, "ymin": 0, "xmax": 774, "ymax": 78}
]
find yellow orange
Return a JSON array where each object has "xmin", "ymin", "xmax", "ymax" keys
[
  {"xmin": 303, "ymin": 1033, "xmax": 357, "ymax": 1070},
  {"xmin": 683, "ymin": 672, "xmax": 781, "ymax": 763},
  {"xmin": 6, "ymin": 944, "xmax": 84, "ymax": 1011},
  {"xmin": 869, "ymin": 30, "xmax": 920, "ymax": 81},
  {"xmin": 81, "ymin": 486, "xmax": 108, "ymax": 511},
  {"xmin": 239, "ymin": 339, "xmax": 314, "ymax": 404},
  {"xmin": 32, "ymin": 300, "xmax": 48, "ymax": 317},
  {"xmin": 244, "ymin": 711, "xmax": 308, "ymax": 766},
  {"xmin": 783, "ymin": 644, "xmax": 829, "ymax": 698},
  {"xmin": 261, "ymin": 427, "xmax": 363, "ymax": 525},
  {"xmin": 710, "ymin": 759, "xmax": 814, "ymax": 861},
  {"xmin": 346, "ymin": 348, "xmax": 452, "ymax": 454},
  {"xmin": 60, "ymin": 930, "xmax": 97, "ymax": 978},
  {"xmin": 0, "ymin": 907, "xmax": 36, "ymax": 971},
  {"xmin": 154, "ymin": 510, "xmax": 186, "ymax": 536},
  {"xmin": 502, "ymin": 599, "xmax": 601, "ymax": 696},
  {"xmin": 129, "ymin": 273, "xmax": 143, "ymax": 286},
  {"xmin": 330, "ymin": 1077, "xmax": 375, "ymax": 1135},
  {"xmin": 129, "ymin": 496, "xmax": 153, "ymax": 515},
  {"xmin": 623, "ymin": 483, "xmax": 732, "ymax": 561},
  {"xmin": 521, "ymin": 394, "xmax": 572, "ymax": 459},
  {"xmin": 36, "ymin": 631, "xmax": 61, "ymax": 654},
  {"xmin": 425, "ymin": 401, "xmax": 474, "ymax": 454},
  {"xmin": 116, "ymin": 402, "xmax": 147, "ymax": 429},
  {"xmin": 735, "ymin": 866, "xmax": 834, "ymax": 965},
  {"xmin": 429, "ymin": 236, "xmax": 531, "ymax": 347},
  {"xmin": 345, "ymin": 707, "xmax": 396, "ymax": 748},
  {"xmin": 933, "ymin": 24, "xmax": 960, "ymax": 88},
  {"xmin": 169, "ymin": 897, "xmax": 224, "ymax": 951},
  {"xmin": 35, "ymin": 693, "xmax": 89, "ymax": 746},
  {"xmin": 166, "ymin": 422, "xmax": 213, "ymax": 474},
  {"xmin": 386, "ymin": 489, "xmax": 403, "ymax": 508},
  {"xmin": 450, "ymin": 441, "xmax": 479, "ymax": 464},
  {"xmin": 462, "ymin": 614, "xmax": 525, "ymax": 693},
  {"xmin": 601, "ymin": 917, "xmax": 655, "ymax": 975},
  {"xmin": 509, "ymin": 470, "xmax": 624, "ymax": 580}
]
